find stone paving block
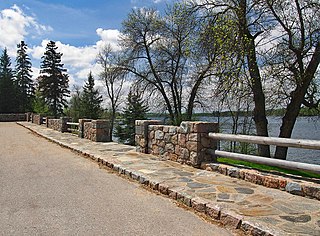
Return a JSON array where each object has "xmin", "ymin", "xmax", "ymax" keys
[
  {"xmin": 106, "ymin": 161, "xmax": 114, "ymax": 169},
  {"xmin": 131, "ymin": 172, "xmax": 139, "ymax": 181},
  {"xmin": 205, "ymin": 203, "xmax": 221, "ymax": 220},
  {"xmin": 285, "ymin": 182, "xmax": 304, "ymax": 196},
  {"xmin": 168, "ymin": 189, "xmax": 177, "ymax": 200},
  {"xmin": 158, "ymin": 183, "xmax": 169, "ymax": 195},
  {"xmin": 138, "ymin": 176, "xmax": 149, "ymax": 185},
  {"xmin": 124, "ymin": 169, "xmax": 131, "ymax": 177},
  {"xmin": 176, "ymin": 192, "xmax": 192, "ymax": 207},
  {"xmin": 149, "ymin": 180, "xmax": 160, "ymax": 191},
  {"xmin": 240, "ymin": 221, "xmax": 275, "ymax": 236},
  {"xmin": 245, "ymin": 171, "xmax": 264, "ymax": 185},
  {"xmin": 218, "ymin": 165, "xmax": 227, "ymax": 175},
  {"xmin": 262, "ymin": 176, "xmax": 279, "ymax": 189},
  {"xmin": 112, "ymin": 165, "xmax": 119, "ymax": 172},
  {"xmin": 220, "ymin": 210, "xmax": 243, "ymax": 229},
  {"xmin": 118, "ymin": 166, "xmax": 125, "ymax": 175},
  {"xmin": 302, "ymin": 185, "xmax": 320, "ymax": 200},
  {"xmin": 191, "ymin": 197, "xmax": 208, "ymax": 213},
  {"xmin": 227, "ymin": 167, "xmax": 240, "ymax": 178}
]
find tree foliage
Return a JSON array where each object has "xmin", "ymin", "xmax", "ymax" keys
[
  {"xmin": 80, "ymin": 71, "xmax": 103, "ymax": 119},
  {"xmin": 192, "ymin": 0, "xmax": 320, "ymax": 159},
  {"xmin": 0, "ymin": 48, "xmax": 17, "ymax": 113},
  {"xmin": 115, "ymin": 87, "xmax": 149, "ymax": 145},
  {"xmin": 38, "ymin": 41, "xmax": 70, "ymax": 117},
  {"xmin": 120, "ymin": 4, "xmax": 218, "ymax": 125},
  {"xmin": 15, "ymin": 41, "xmax": 34, "ymax": 112}
]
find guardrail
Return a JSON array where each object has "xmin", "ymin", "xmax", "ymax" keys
[
  {"xmin": 67, "ymin": 122, "xmax": 79, "ymax": 134},
  {"xmin": 208, "ymin": 133, "xmax": 320, "ymax": 174},
  {"xmin": 42, "ymin": 117, "xmax": 47, "ymax": 125}
]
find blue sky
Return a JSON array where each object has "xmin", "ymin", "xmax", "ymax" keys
[{"xmin": 0, "ymin": 0, "xmax": 172, "ymax": 86}]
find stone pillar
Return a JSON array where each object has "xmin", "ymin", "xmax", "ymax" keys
[
  {"xmin": 78, "ymin": 119, "xmax": 92, "ymax": 138},
  {"xmin": 59, "ymin": 117, "xmax": 71, "ymax": 133},
  {"xmin": 135, "ymin": 120, "xmax": 164, "ymax": 153},
  {"xmin": 92, "ymin": 120, "xmax": 111, "ymax": 142},
  {"xmin": 180, "ymin": 121, "xmax": 219, "ymax": 166},
  {"xmin": 32, "ymin": 114, "xmax": 43, "ymax": 125},
  {"xmin": 82, "ymin": 120, "xmax": 110, "ymax": 142}
]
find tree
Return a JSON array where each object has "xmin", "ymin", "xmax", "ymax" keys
[
  {"xmin": 192, "ymin": 0, "xmax": 320, "ymax": 159},
  {"xmin": 115, "ymin": 87, "xmax": 149, "ymax": 145},
  {"xmin": 66, "ymin": 85, "xmax": 82, "ymax": 121},
  {"xmin": 97, "ymin": 44, "xmax": 126, "ymax": 141},
  {"xmin": 0, "ymin": 48, "xmax": 17, "ymax": 113},
  {"xmin": 15, "ymin": 41, "xmax": 34, "ymax": 112},
  {"xmin": 192, "ymin": 0, "xmax": 271, "ymax": 157},
  {"xmin": 120, "ymin": 4, "xmax": 219, "ymax": 125},
  {"xmin": 38, "ymin": 41, "xmax": 70, "ymax": 117},
  {"xmin": 32, "ymin": 87, "xmax": 50, "ymax": 115},
  {"xmin": 264, "ymin": 0, "xmax": 320, "ymax": 159},
  {"xmin": 80, "ymin": 72, "xmax": 103, "ymax": 119}
]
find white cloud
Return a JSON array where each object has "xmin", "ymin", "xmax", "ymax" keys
[
  {"xmin": 96, "ymin": 28, "xmax": 121, "ymax": 51},
  {"xmin": 30, "ymin": 28, "xmax": 122, "ymax": 87},
  {"xmin": 0, "ymin": 5, "xmax": 123, "ymax": 90},
  {"xmin": 0, "ymin": 5, "xmax": 52, "ymax": 55}
]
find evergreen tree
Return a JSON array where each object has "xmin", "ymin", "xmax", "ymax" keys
[
  {"xmin": 15, "ymin": 41, "xmax": 34, "ymax": 112},
  {"xmin": 80, "ymin": 71, "xmax": 103, "ymax": 119},
  {"xmin": 39, "ymin": 41, "xmax": 70, "ymax": 117},
  {"xmin": 32, "ymin": 87, "xmax": 50, "ymax": 115},
  {"xmin": 0, "ymin": 48, "xmax": 17, "ymax": 113},
  {"xmin": 115, "ymin": 88, "xmax": 148, "ymax": 145}
]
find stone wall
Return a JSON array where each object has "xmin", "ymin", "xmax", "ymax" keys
[
  {"xmin": 78, "ymin": 119, "xmax": 92, "ymax": 138},
  {"xmin": 0, "ymin": 113, "xmax": 27, "ymax": 122},
  {"xmin": 136, "ymin": 120, "xmax": 218, "ymax": 167},
  {"xmin": 47, "ymin": 119, "xmax": 61, "ymax": 131},
  {"xmin": 47, "ymin": 117, "xmax": 71, "ymax": 132},
  {"xmin": 83, "ymin": 120, "xmax": 111, "ymax": 142}
]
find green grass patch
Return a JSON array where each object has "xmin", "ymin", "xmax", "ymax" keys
[{"xmin": 217, "ymin": 157, "xmax": 320, "ymax": 179}]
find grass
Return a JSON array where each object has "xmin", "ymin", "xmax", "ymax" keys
[{"xmin": 217, "ymin": 157, "xmax": 320, "ymax": 179}]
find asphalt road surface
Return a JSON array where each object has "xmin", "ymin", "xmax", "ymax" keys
[{"xmin": 0, "ymin": 123, "xmax": 234, "ymax": 236}]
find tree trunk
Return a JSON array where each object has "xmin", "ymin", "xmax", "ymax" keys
[
  {"xmin": 246, "ymin": 39, "xmax": 271, "ymax": 157},
  {"xmin": 237, "ymin": 0, "xmax": 270, "ymax": 157},
  {"xmin": 275, "ymin": 42, "xmax": 320, "ymax": 159},
  {"xmin": 274, "ymin": 101, "xmax": 300, "ymax": 159},
  {"xmin": 110, "ymin": 107, "xmax": 116, "ymax": 142}
]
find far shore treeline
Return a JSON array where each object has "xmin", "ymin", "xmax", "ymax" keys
[{"xmin": 0, "ymin": 0, "xmax": 319, "ymax": 160}]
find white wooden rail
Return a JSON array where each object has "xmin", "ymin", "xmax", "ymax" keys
[
  {"xmin": 208, "ymin": 133, "xmax": 320, "ymax": 174},
  {"xmin": 67, "ymin": 122, "xmax": 79, "ymax": 133}
]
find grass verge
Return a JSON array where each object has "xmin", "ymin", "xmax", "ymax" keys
[{"xmin": 217, "ymin": 157, "xmax": 320, "ymax": 179}]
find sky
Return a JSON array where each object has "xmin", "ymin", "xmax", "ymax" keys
[{"xmin": 0, "ymin": 0, "xmax": 173, "ymax": 88}]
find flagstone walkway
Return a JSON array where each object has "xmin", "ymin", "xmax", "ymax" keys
[{"xmin": 18, "ymin": 122, "xmax": 320, "ymax": 236}]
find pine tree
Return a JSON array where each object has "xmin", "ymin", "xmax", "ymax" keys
[
  {"xmin": 0, "ymin": 48, "xmax": 18, "ymax": 113},
  {"xmin": 39, "ymin": 41, "xmax": 70, "ymax": 117},
  {"xmin": 15, "ymin": 41, "xmax": 34, "ymax": 112},
  {"xmin": 32, "ymin": 87, "xmax": 50, "ymax": 115},
  {"xmin": 80, "ymin": 71, "xmax": 103, "ymax": 119},
  {"xmin": 115, "ymin": 88, "xmax": 148, "ymax": 145}
]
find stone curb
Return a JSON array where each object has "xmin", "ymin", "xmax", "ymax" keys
[
  {"xmin": 202, "ymin": 163, "xmax": 320, "ymax": 201},
  {"xmin": 17, "ymin": 122, "xmax": 281, "ymax": 236}
]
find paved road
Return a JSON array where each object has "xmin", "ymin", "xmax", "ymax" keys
[{"xmin": 0, "ymin": 123, "xmax": 233, "ymax": 236}]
